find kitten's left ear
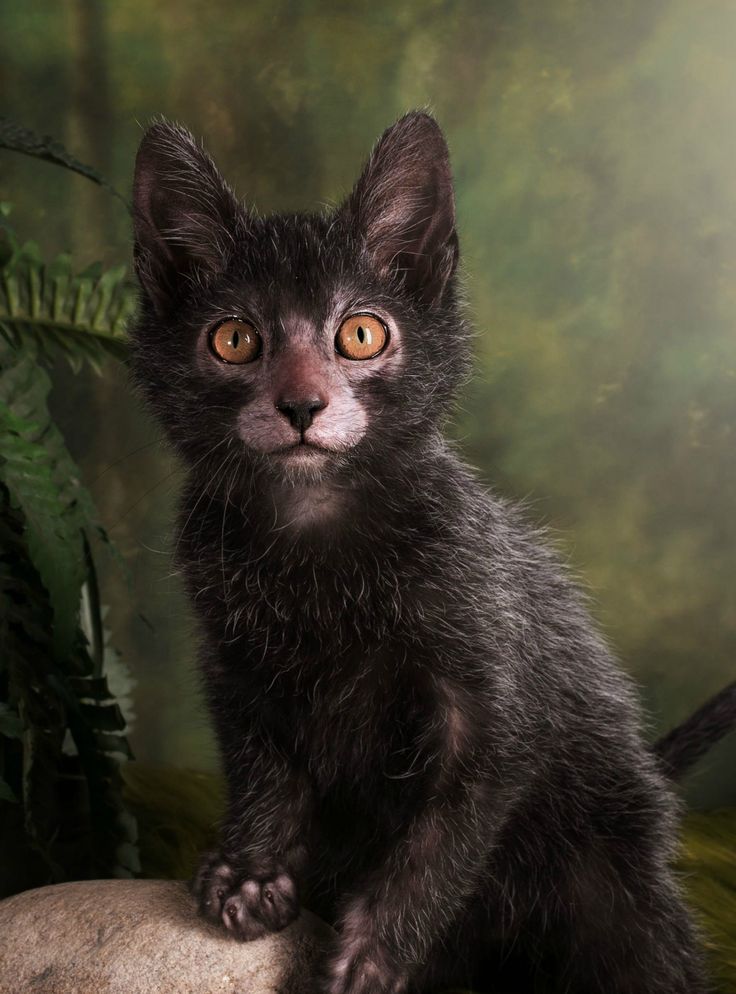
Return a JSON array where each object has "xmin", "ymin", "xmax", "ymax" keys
[
  {"xmin": 341, "ymin": 112, "xmax": 459, "ymax": 304},
  {"xmin": 133, "ymin": 120, "xmax": 241, "ymax": 313}
]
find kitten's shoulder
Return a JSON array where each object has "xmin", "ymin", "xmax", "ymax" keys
[{"xmin": 425, "ymin": 441, "xmax": 602, "ymax": 634}]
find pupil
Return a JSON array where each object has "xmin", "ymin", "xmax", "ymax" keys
[
  {"xmin": 357, "ymin": 326, "xmax": 365, "ymax": 344},
  {"xmin": 231, "ymin": 329, "xmax": 240, "ymax": 349}
]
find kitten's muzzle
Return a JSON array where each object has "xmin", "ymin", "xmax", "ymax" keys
[{"xmin": 275, "ymin": 394, "xmax": 328, "ymax": 433}]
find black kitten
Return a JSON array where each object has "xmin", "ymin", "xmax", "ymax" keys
[{"xmin": 130, "ymin": 113, "xmax": 710, "ymax": 993}]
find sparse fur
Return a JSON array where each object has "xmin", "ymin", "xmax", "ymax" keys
[{"xmin": 130, "ymin": 112, "xmax": 711, "ymax": 993}]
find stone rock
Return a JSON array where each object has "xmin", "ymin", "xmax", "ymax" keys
[{"xmin": 0, "ymin": 879, "xmax": 333, "ymax": 994}]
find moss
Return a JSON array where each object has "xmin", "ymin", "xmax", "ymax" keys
[
  {"xmin": 122, "ymin": 762, "xmax": 223, "ymax": 881},
  {"xmin": 123, "ymin": 762, "xmax": 736, "ymax": 990},
  {"xmin": 680, "ymin": 809, "xmax": 736, "ymax": 992}
]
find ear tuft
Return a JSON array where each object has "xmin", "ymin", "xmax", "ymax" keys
[
  {"xmin": 342, "ymin": 112, "xmax": 458, "ymax": 303},
  {"xmin": 132, "ymin": 119, "xmax": 241, "ymax": 312}
]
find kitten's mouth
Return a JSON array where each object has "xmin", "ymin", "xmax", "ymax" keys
[{"xmin": 272, "ymin": 441, "xmax": 332, "ymax": 461}]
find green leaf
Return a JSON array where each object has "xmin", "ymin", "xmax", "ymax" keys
[
  {"xmin": 0, "ymin": 491, "xmax": 53, "ymax": 878},
  {"xmin": 51, "ymin": 665, "xmax": 139, "ymax": 878},
  {"xmin": 0, "ymin": 178, "xmax": 138, "ymax": 887},
  {"xmin": 0, "ymin": 118, "xmax": 127, "ymax": 207},
  {"xmin": 0, "ymin": 704, "xmax": 23, "ymax": 740},
  {"xmin": 0, "ymin": 206, "xmax": 18, "ymax": 256},
  {"xmin": 0, "ymin": 340, "xmax": 138, "ymax": 889},
  {"xmin": 0, "ymin": 485, "xmax": 67, "ymax": 878},
  {"xmin": 0, "ymin": 347, "xmax": 96, "ymax": 659},
  {"xmin": 78, "ymin": 701, "xmax": 126, "ymax": 733},
  {"xmin": 0, "ymin": 239, "xmax": 133, "ymax": 373},
  {"xmin": 0, "ymin": 778, "xmax": 18, "ymax": 804},
  {"xmin": 79, "ymin": 537, "xmax": 104, "ymax": 677}
]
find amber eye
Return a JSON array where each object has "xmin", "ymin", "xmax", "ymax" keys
[
  {"xmin": 209, "ymin": 319, "xmax": 261, "ymax": 364},
  {"xmin": 335, "ymin": 314, "xmax": 388, "ymax": 360}
]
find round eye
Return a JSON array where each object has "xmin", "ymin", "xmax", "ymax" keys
[
  {"xmin": 335, "ymin": 314, "xmax": 388, "ymax": 360},
  {"xmin": 209, "ymin": 319, "xmax": 261, "ymax": 364}
]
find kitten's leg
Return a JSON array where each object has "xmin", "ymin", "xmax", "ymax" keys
[
  {"xmin": 191, "ymin": 686, "xmax": 314, "ymax": 940},
  {"xmin": 320, "ymin": 775, "xmax": 501, "ymax": 994},
  {"xmin": 544, "ymin": 846, "xmax": 709, "ymax": 994}
]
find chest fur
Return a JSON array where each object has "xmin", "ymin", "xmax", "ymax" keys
[{"xmin": 259, "ymin": 642, "xmax": 435, "ymax": 793}]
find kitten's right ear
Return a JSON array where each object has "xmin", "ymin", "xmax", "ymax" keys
[
  {"xmin": 132, "ymin": 120, "xmax": 241, "ymax": 313},
  {"xmin": 340, "ymin": 112, "xmax": 459, "ymax": 305}
]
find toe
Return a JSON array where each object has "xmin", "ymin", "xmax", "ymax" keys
[{"xmin": 222, "ymin": 893, "xmax": 268, "ymax": 940}]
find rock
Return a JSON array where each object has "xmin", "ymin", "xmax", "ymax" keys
[{"xmin": 0, "ymin": 879, "xmax": 332, "ymax": 994}]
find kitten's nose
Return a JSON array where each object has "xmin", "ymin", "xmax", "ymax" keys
[{"xmin": 275, "ymin": 395, "xmax": 328, "ymax": 433}]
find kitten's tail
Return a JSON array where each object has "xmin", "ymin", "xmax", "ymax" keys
[{"xmin": 653, "ymin": 680, "xmax": 736, "ymax": 780}]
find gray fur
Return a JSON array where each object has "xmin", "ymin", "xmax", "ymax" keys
[{"xmin": 130, "ymin": 112, "xmax": 710, "ymax": 993}]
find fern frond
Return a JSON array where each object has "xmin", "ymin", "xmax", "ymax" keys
[
  {"xmin": 0, "ymin": 117, "xmax": 127, "ymax": 206},
  {"xmin": 0, "ymin": 239, "xmax": 134, "ymax": 372},
  {"xmin": 0, "ymin": 345, "xmax": 96, "ymax": 659},
  {"xmin": 59, "ymin": 664, "xmax": 140, "ymax": 878},
  {"xmin": 0, "ymin": 483, "xmax": 139, "ymax": 888},
  {"xmin": 0, "ymin": 133, "xmax": 139, "ymax": 894},
  {"xmin": 0, "ymin": 484, "xmax": 67, "ymax": 881}
]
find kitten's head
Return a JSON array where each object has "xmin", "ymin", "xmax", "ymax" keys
[{"xmin": 130, "ymin": 112, "xmax": 470, "ymax": 492}]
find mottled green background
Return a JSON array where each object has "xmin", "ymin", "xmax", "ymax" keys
[{"xmin": 2, "ymin": 0, "xmax": 735, "ymax": 806}]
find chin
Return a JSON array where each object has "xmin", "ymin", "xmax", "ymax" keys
[{"xmin": 267, "ymin": 444, "xmax": 342, "ymax": 486}]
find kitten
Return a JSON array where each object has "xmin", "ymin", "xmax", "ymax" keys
[{"xmin": 130, "ymin": 112, "xmax": 712, "ymax": 993}]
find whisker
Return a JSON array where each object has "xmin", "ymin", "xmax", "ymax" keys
[
  {"xmin": 89, "ymin": 438, "xmax": 164, "ymax": 485},
  {"xmin": 108, "ymin": 464, "xmax": 185, "ymax": 533},
  {"xmin": 172, "ymin": 435, "xmax": 235, "ymax": 556}
]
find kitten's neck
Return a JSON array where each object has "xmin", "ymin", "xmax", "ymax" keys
[
  {"xmin": 233, "ymin": 431, "xmax": 450, "ymax": 546},
  {"xmin": 266, "ymin": 477, "xmax": 353, "ymax": 532}
]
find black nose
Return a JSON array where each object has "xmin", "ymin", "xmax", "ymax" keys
[{"xmin": 275, "ymin": 396, "xmax": 328, "ymax": 433}]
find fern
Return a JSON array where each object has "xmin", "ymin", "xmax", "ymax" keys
[
  {"xmin": 0, "ymin": 338, "xmax": 140, "ymax": 891},
  {"xmin": 0, "ymin": 482, "xmax": 139, "ymax": 888},
  {"xmin": 0, "ymin": 123, "xmax": 140, "ymax": 894},
  {"xmin": 0, "ymin": 229, "xmax": 133, "ymax": 373},
  {"xmin": 0, "ymin": 346, "xmax": 91, "ymax": 658},
  {"xmin": 0, "ymin": 483, "xmax": 67, "ymax": 883},
  {"xmin": 0, "ymin": 116, "xmax": 127, "ymax": 204}
]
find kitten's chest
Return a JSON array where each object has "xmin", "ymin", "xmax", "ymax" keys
[
  {"xmin": 263, "ymin": 645, "xmax": 432, "ymax": 794},
  {"xmin": 218, "ymin": 542, "xmax": 406, "ymax": 654}
]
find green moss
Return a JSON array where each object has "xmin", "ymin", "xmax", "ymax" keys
[
  {"xmin": 122, "ymin": 762, "xmax": 223, "ymax": 881},
  {"xmin": 123, "ymin": 763, "xmax": 736, "ymax": 989},
  {"xmin": 680, "ymin": 809, "xmax": 736, "ymax": 992}
]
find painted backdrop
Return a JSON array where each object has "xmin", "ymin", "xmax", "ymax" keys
[{"xmin": 1, "ymin": 0, "xmax": 734, "ymax": 806}]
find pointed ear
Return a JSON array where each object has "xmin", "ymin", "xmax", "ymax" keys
[
  {"xmin": 132, "ymin": 120, "xmax": 241, "ymax": 313},
  {"xmin": 341, "ymin": 112, "xmax": 459, "ymax": 304}
]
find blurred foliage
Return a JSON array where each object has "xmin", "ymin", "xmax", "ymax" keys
[
  {"xmin": 0, "ymin": 116, "xmax": 126, "ymax": 204},
  {"xmin": 122, "ymin": 761, "xmax": 223, "ymax": 881},
  {"xmin": 0, "ymin": 132, "xmax": 138, "ymax": 895},
  {"xmin": 0, "ymin": 0, "xmax": 734, "ymax": 805},
  {"xmin": 0, "ymin": 237, "xmax": 132, "ymax": 373},
  {"xmin": 682, "ymin": 809, "xmax": 736, "ymax": 990},
  {"xmin": 123, "ymin": 762, "xmax": 736, "ymax": 992}
]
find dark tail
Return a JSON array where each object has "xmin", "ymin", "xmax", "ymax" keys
[{"xmin": 654, "ymin": 680, "xmax": 736, "ymax": 780}]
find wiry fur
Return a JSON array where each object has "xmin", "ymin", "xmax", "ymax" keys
[
  {"xmin": 656, "ymin": 680, "xmax": 736, "ymax": 780},
  {"xmin": 130, "ymin": 112, "xmax": 710, "ymax": 993}
]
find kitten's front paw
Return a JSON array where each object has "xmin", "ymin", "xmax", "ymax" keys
[{"xmin": 192, "ymin": 850, "xmax": 299, "ymax": 940}]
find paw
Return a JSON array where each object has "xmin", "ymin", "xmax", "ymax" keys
[
  {"xmin": 192, "ymin": 850, "xmax": 299, "ymax": 940},
  {"xmin": 323, "ymin": 936, "xmax": 409, "ymax": 994}
]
